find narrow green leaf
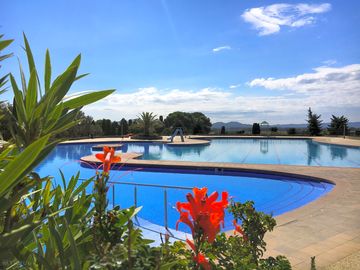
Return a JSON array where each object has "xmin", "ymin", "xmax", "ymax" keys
[
  {"xmin": 74, "ymin": 73, "xmax": 89, "ymax": 81},
  {"xmin": 0, "ymin": 39, "xmax": 13, "ymax": 51},
  {"xmin": 43, "ymin": 180, "xmax": 51, "ymax": 206},
  {"xmin": 44, "ymin": 49, "xmax": 51, "ymax": 92},
  {"xmin": 18, "ymin": 58, "xmax": 27, "ymax": 94},
  {"xmin": 48, "ymin": 218, "xmax": 67, "ymax": 269},
  {"xmin": 49, "ymin": 66, "xmax": 78, "ymax": 106},
  {"xmin": 62, "ymin": 89, "xmax": 115, "ymax": 109},
  {"xmin": 25, "ymin": 69, "xmax": 38, "ymax": 117},
  {"xmin": 0, "ymin": 53, "xmax": 13, "ymax": 62},
  {"xmin": 22, "ymin": 33, "xmax": 35, "ymax": 73},
  {"xmin": 64, "ymin": 219, "xmax": 81, "ymax": 269},
  {"xmin": 10, "ymin": 74, "xmax": 27, "ymax": 123},
  {"xmin": 0, "ymin": 135, "xmax": 49, "ymax": 197}
]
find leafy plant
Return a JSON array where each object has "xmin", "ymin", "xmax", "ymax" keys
[
  {"xmin": 138, "ymin": 112, "xmax": 158, "ymax": 137},
  {"xmin": 0, "ymin": 33, "xmax": 115, "ymax": 268},
  {"xmin": 328, "ymin": 115, "xmax": 349, "ymax": 135},
  {"xmin": 0, "ymin": 34, "xmax": 13, "ymax": 96}
]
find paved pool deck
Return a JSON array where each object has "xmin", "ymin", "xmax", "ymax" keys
[{"xmin": 70, "ymin": 136, "xmax": 360, "ymax": 269}]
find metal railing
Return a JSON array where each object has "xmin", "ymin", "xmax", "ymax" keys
[{"xmin": 81, "ymin": 178, "xmax": 192, "ymax": 239}]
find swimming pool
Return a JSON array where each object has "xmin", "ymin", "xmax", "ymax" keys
[
  {"xmin": 123, "ymin": 138, "xmax": 360, "ymax": 167},
  {"xmin": 36, "ymin": 142, "xmax": 334, "ymax": 233}
]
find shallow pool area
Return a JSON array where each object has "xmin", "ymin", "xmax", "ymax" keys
[{"xmin": 35, "ymin": 141, "xmax": 335, "ymax": 233}]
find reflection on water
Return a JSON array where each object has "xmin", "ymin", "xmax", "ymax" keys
[
  {"xmin": 36, "ymin": 139, "xmax": 360, "ymax": 170},
  {"xmin": 329, "ymin": 145, "xmax": 347, "ymax": 160},
  {"xmin": 260, "ymin": 140, "xmax": 269, "ymax": 154},
  {"xmin": 164, "ymin": 145, "xmax": 208, "ymax": 157},
  {"xmin": 306, "ymin": 141, "xmax": 321, "ymax": 165}
]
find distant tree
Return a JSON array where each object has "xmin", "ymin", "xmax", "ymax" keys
[
  {"xmin": 159, "ymin": 115, "xmax": 163, "ymax": 122},
  {"xmin": 99, "ymin": 119, "xmax": 112, "ymax": 135},
  {"xmin": 138, "ymin": 112, "xmax": 157, "ymax": 136},
  {"xmin": 164, "ymin": 111, "xmax": 211, "ymax": 134},
  {"xmin": 56, "ymin": 111, "xmax": 103, "ymax": 138},
  {"xmin": 270, "ymin": 127, "xmax": 278, "ymax": 133},
  {"xmin": 328, "ymin": 115, "xmax": 349, "ymax": 135},
  {"xmin": 252, "ymin": 123, "xmax": 261, "ymax": 135},
  {"xmin": 128, "ymin": 119, "xmax": 133, "ymax": 126},
  {"xmin": 307, "ymin": 108, "xmax": 322, "ymax": 136},
  {"xmin": 153, "ymin": 119, "xmax": 165, "ymax": 135},
  {"xmin": 164, "ymin": 111, "xmax": 193, "ymax": 133},
  {"xmin": 220, "ymin": 126, "xmax": 226, "ymax": 135},
  {"xmin": 287, "ymin": 128, "xmax": 296, "ymax": 135},
  {"xmin": 111, "ymin": 121, "xmax": 119, "ymax": 135},
  {"xmin": 191, "ymin": 112, "xmax": 212, "ymax": 134},
  {"xmin": 119, "ymin": 118, "xmax": 129, "ymax": 135}
]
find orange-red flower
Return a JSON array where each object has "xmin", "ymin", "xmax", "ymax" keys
[
  {"xmin": 95, "ymin": 146, "xmax": 121, "ymax": 173},
  {"xmin": 233, "ymin": 220, "xmax": 248, "ymax": 241},
  {"xmin": 186, "ymin": 239, "xmax": 211, "ymax": 270},
  {"xmin": 176, "ymin": 187, "xmax": 228, "ymax": 243}
]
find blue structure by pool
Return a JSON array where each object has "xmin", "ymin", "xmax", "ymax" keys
[{"xmin": 35, "ymin": 138, "xmax": 343, "ymax": 234}]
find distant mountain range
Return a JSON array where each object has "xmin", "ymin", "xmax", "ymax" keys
[{"xmin": 212, "ymin": 121, "xmax": 360, "ymax": 130}]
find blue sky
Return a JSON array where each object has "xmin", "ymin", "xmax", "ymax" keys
[{"xmin": 2, "ymin": 0, "xmax": 360, "ymax": 124}]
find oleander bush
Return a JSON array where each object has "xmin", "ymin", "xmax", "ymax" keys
[{"xmin": 0, "ymin": 33, "xmax": 292, "ymax": 269}]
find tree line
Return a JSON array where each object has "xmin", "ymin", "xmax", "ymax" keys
[
  {"xmin": 0, "ymin": 105, "xmax": 212, "ymax": 140},
  {"xmin": 219, "ymin": 107, "xmax": 351, "ymax": 136}
]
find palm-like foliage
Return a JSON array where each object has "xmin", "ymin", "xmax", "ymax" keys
[
  {"xmin": 328, "ymin": 115, "xmax": 349, "ymax": 135},
  {"xmin": 138, "ymin": 112, "xmax": 157, "ymax": 136},
  {"xmin": 0, "ymin": 34, "xmax": 13, "ymax": 97},
  {"xmin": 6, "ymin": 34, "xmax": 114, "ymax": 147},
  {"xmin": 0, "ymin": 34, "xmax": 115, "ymax": 268}
]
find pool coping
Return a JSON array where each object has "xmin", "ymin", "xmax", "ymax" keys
[
  {"xmin": 66, "ymin": 136, "xmax": 360, "ymax": 269},
  {"xmin": 61, "ymin": 135, "xmax": 360, "ymax": 149}
]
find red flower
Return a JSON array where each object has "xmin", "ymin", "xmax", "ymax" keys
[
  {"xmin": 95, "ymin": 146, "xmax": 121, "ymax": 173},
  {"xmin": 233, "ymin": 220, "xmax": 248, "ymax": 241},
  {"xmin": 177, "ymin": 187, "xmax": 228, "ymax": 243},
  {"xmin": 186, "ymin": 239, "xmax": 211, "ymax": 270}
]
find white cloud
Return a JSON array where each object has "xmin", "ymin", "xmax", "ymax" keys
[
  {"xmin": 229, "ymin": 84, "xmax": 241, "ymax": 89},
  {"xmin": 242, "ymin": 3, "xmax": 331, "ymax": 35},
  {"xmin": 212, "ymin": 45, "xmax": 231, "ymax": 52},
  {"xmin": 248, "ymin": 64, "xmax": 360, "ymax": 95},
  {"xmin": 84, "ymin": 63, "xmax": 360, "ymax": 124}
]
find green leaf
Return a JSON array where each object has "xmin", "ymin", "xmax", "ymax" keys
[
  {"xmin": 64, "ymin": 219, "xmax": 81, "ymax": 269},
  {"xmin": 23, "ymin": 33, "xmax": 36, "ymax": 73},
  {"xmin": 48, "ymin": 218, "xmax": 67, "ymax": 269},
  {"xmin": 44, "ymin": 49, "xmax": 51, "ymax": 92},
  {"xmin": 0, "ymin": 39, "xmax": 13, "ymax": 51},
  {"xmin": 26, "ymin": 69, "xmax": 38, "ymax": 117},
  {"xmin": 74, "ymin": 73, "xmax": 89, "ymax": 81},
  {"xmin": 0, "ymin": 135, "xmax": 49, "ymax": 197},
  {"xmin": 10, "ymin": 74, "xmax": 27, "ymax": 123},
  {"xmin": 62, "ymin": 89, "xmax": 115, "ymax": 109}
]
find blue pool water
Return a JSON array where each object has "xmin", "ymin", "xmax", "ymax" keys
[
  {"xmin": 124, "ymin": 138, "xmax": 360, "ymax": 167},
  {"xmin": 36, "ymin": 141, "xmax": 335, "ymax": 232}
]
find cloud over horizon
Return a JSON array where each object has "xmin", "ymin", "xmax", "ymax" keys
[
  {"xmin": 84, "ymin": 63, "xmax": 360, "ymax": 124},
  {"xmin": 242, "ymin": 3, "xmax": 331, "ymax": 35}
]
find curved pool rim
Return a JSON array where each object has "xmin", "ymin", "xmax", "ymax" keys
[{"xmin": 81, "ymin": 161, "xmax": 336, "ymax": 186}]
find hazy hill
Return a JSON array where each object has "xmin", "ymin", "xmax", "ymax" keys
[{"xmin": 212, "ymin": 121, "xmax": 360, "ymax": 130}]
